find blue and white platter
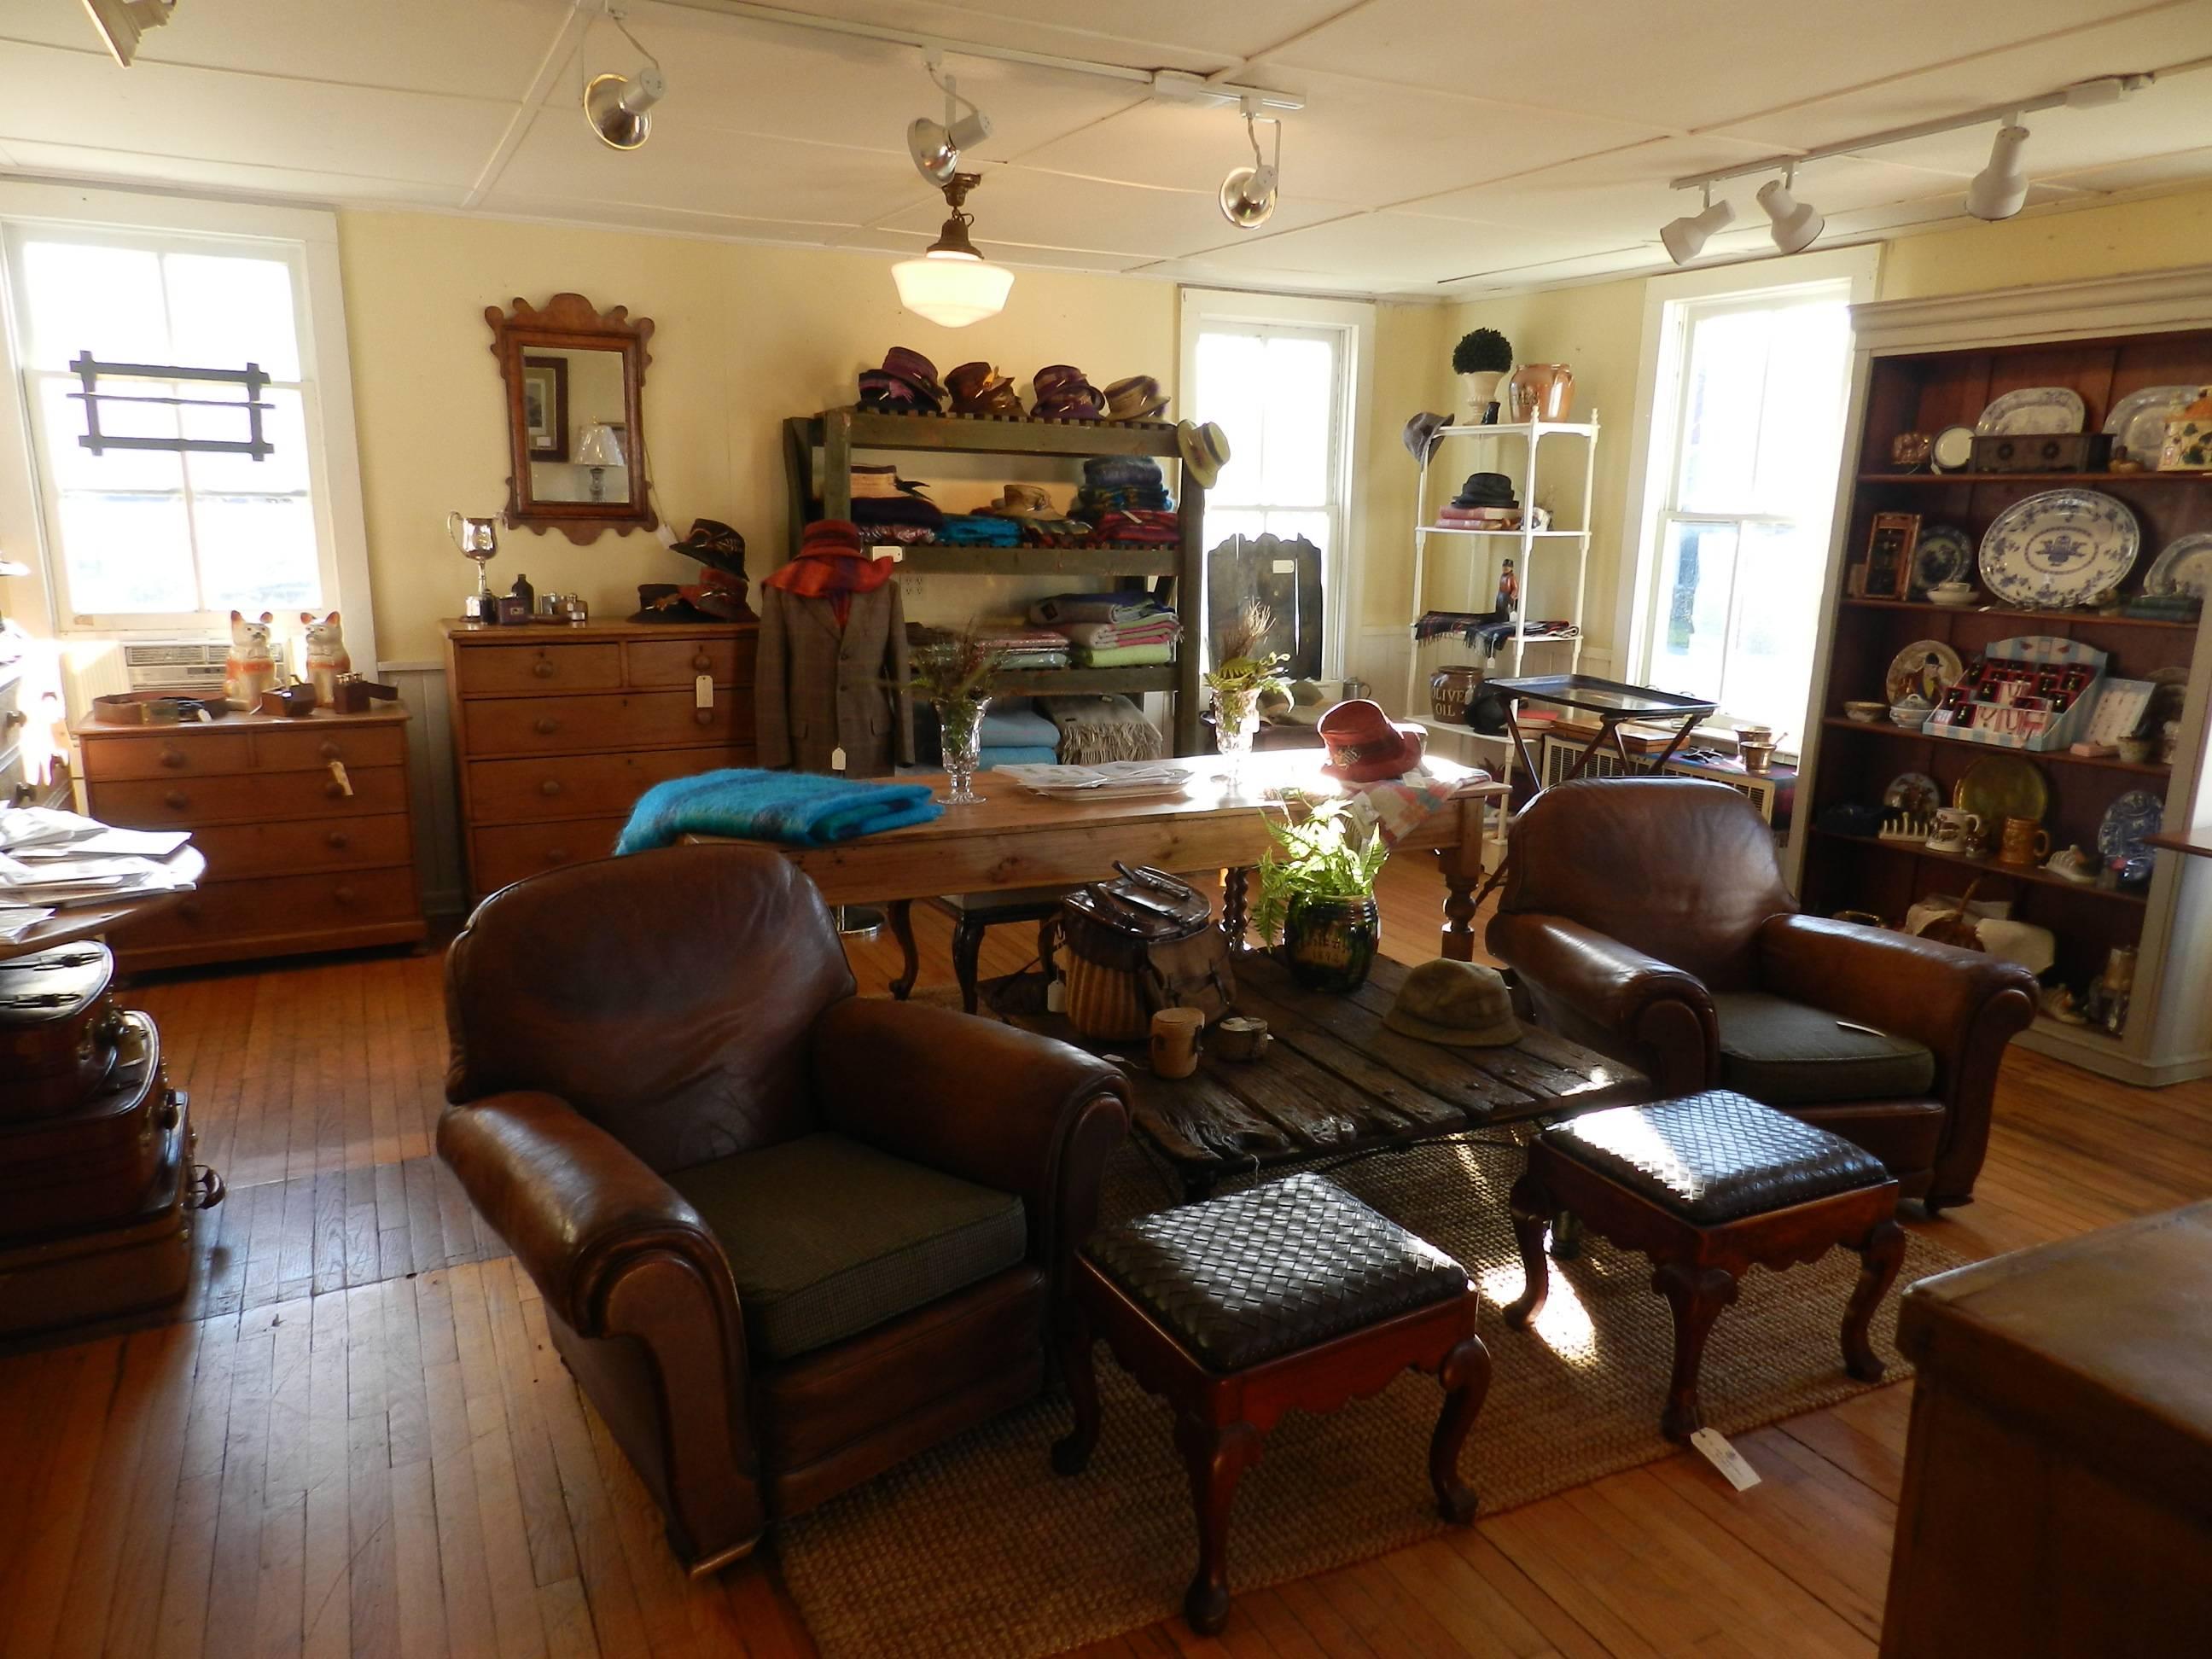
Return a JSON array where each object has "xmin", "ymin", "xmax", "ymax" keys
[
  {"xmin": 1976, "ymin": 387, "xmax": 2086, "ymax": 435},
  {"xmin": 2142, "ymin": 531, "xmax": 2212, "ymax": 599},
  {"xmin": 2097, "ymin": 789, "xmax": 2164, "ymax": 861},
  {"xmin": 2104, "ymin": 384, "xmax": 2198, "ymax": 464},
  {"xmin": 1977, "ymin": 488, "xmax": 2139, "ymax": 609},
  {"xmin": 1911, "ymin": 524, "xmax": 1974, "ymax": 593}
]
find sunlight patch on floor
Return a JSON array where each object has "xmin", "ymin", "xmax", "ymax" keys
[{"xmin": 1480, "ymin": 1254, "xmax": 1599, "ymax": 1366}]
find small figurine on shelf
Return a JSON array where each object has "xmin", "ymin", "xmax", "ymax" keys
[
  {"xmin": 1495, "ymin": 557, "xmax": 1518, "ymax": 619},
  {"xmin": 224, "ymin": 610, "xmax": 277, "ymax": 711},
  {"xmin": 299, "ymin": 612, "xmax": 351, "ymax": 707}
]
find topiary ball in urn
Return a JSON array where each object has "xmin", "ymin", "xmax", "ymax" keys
[{"xmin": 1452, "ymin": 328, "xmax": 1514, "ymax": 424}]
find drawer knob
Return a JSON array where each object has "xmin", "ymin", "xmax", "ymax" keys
[
  {"xmin": 691, "ymin": 653, "xmax": 713, "ymax": 672},
  {"xmin": 4, "ymin": 708, "xmax": 28, "ymax": 731},
  {"xmin": 534, "ymin": 717, "xmax": 558, "ymax": 735},
  {"xmin": 544, "ymin": 847, "xmax": 568, "ymax": 864},
  {"xmin": 695, "ymin": 707, "xmax": 713, "ymax": 725},
  {"xmin": 532, "ymin": 659, "xmax": 555, "ymax": 678},
  {"xmin": 327, "ymin": 831, "xmax": 349, "ymax": 849},
  {"xmin": 160, "ymin": 748, "xmax": 186, "ymax": 769},
  {"xmin": 323, "ymin": 780, "xmax": 347, "ymax": 799},
  {"xmin": 540, "ymin": 778, "xmax": 562, "ymax": 796},
  {"xmin": 334, "ymin": 885, "xmax": 356, "ymax": 905},
  {"xmin": 318, "ymin": 740, "xmax": 341, "ymax": 760},
  {"xmin": 164, "ymin": 789, "xmax": 188, "ymax": 810}
]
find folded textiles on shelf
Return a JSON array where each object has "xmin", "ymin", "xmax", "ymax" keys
[
  {"xmin": 1411, "ymin": 610, "xmax": 1579, "ymax": 651},
  {"xmin": 979, "ymin": 745, "xmax": 1061, "ymax": 770},
  {"xmin": 1031, "ymin": 590, "xmax": 1161, "ymax": 626},
  {"xmin": 1086, "ymin": 509, "xmax": 1179, "ymax": 545},
  {"xmin": 979, "ymin": 699, "xmax": 1061, "ymax": 748},
  {"xmin": 614, "ymin": 768, "xmax": 941, "ymax": 851},
  {"xmin": 1069, "ymin": 641, "xmax": 1174, "ymax": 668},
  {"xmin": 1001, "ymin": 650, "xmax": 1072, "ymax": 670},
  {"xmin": 1037, "ymin": 693, "xmax": 1166, "ymax": 762},
  {"xmin": 935, "ymin": 514, "xmax": 1023, "ymax": 546},
  {"xmin": 975, "ymin": 626, "xmax": 1069, "ymax": 651},
  {"xmin": 1055, "ymin": 616, "xmax": 1182, "ymax": 650}
]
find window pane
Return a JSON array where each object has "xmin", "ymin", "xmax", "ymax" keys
[
  {"xmin": 1193, "ymin": 330, "xmax": 1264, "ymax": 504},
  {"xmin": 185, "ymin": 389, "xmax": 311, "ymax": 494},
  {"xmin": 1719, "ymin": 520, "xmax": 1826, "ymax": 734},
  {"xmin": 1263, "ymin": 509, "xmax": 1328, "ymax": 560},
  {"xmin": 192, "ymin": 494, "xmax": 322, "ymax": 615},
  {"xmin": 163, "ymin": 253, "xmax": 301, "ymax": 380},
  {"xmin": 1647, "ymin": 519, "xmax": 1736, "ymax": 705},
  {"xmin": 1259, "ymin": 336, "xmax": 1331, "ymax": 505},
  {"xmin": 19, "ymin": 241, "xmax": 169, "ymax": 368},
  {"xmin": 37, "ymin": 375, "xmax": 185, "ymax": 492},
  {"xmin": 56, "ymin": 493, "xmax": 197, "ymax": 614},
  {"xmin": 1205, "ymin": 508, "xmax": 1267, "ymax": 549},
  {"xmin": 1674, "ymin": 310, "xmax": 1770, "ymax": 513},
  {"xmin": 1749, "ymin": 301, "xmax": 1850, "ymax": 515}
]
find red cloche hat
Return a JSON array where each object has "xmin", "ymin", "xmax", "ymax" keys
[{"xmin": 1317, "ymin": 698, "xmax": 1428, "ymax": 783}]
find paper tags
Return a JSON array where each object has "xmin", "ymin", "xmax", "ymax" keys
[
  {"xmin": 1689, "ymin": 1427, "xmax": 1761, "ymax": 1491},
  {"xmin": 830, "ymin": 746, "xmax": 847, "ymax": 772},
  {"xmin": 694, "ymin": 673, "xmax": 713, "ymax": 709}
]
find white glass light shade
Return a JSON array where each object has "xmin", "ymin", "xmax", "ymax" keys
[
  {"xmin": 1756, "ymin": 178, "xmax": 1824, "ymax": 254},
  {"xmin": 1965, "ymin": 125, "xmax": 2031, "ymax": 221},
  {"xmin": 891, "ymin": 248, "xmax": 1014, "ymax": 329},
  {"xmin": 575, "ymin": 424, "xmax": 626, "ymax": 468},
  {"xmin": 1661, "ymin": 198, "xmax": 1736, "ymax": 265}
]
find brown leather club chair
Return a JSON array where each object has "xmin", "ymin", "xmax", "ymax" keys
[
  {"xmin": 1487, "ymin": 777, "xmax": 2038, "ymax": 1214},
  {"xmin": 437, "ymin": 843, "xmax": 1131, "ymax": 1573}
]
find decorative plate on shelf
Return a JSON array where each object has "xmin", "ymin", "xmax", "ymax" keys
[
  {"xmin": 2142, "ymin": 531, "xmax": 2212, "ymax": 598},
  {"xmin": 2103, "ymin": 384, "xmax": 2198, "ymax": 463},
  {"xmin": 1976, "ymin": 488, "xmax": 2139, "ymax": 608},
  {"xmin": 1884, "ymin": 639, "xmax": 1965, "ymax": 705},
  {"xmin": 1884, "ymin": 771, "xmax": 1942, "ymax": 818},
  {"xmin": 2097, "ymin": 789, "xmax": 2164, "ymax": 860},
  {"xmin": 1956, "ymin": 753, "xmax": 2050, "ymax": 826},
  {"xmin": 1976, "ymin": 387, "xmax": 2087, "ymax": 435},
  {"xmin": 1930, "ymin": 425, "xmax": 1976, "ymax": 471},
  {"xmin": 1910, "ymin": 524, "xmax": 1975, "ymax": 594}
]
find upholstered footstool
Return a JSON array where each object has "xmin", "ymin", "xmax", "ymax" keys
[
  {"xmin": 1504, "ymin": 1089, "xmax": 1906, "ymax": 1441},
  {"xmin": 1053, "ymin": 1171, "xmax": 1490, "ymax": 1635}
]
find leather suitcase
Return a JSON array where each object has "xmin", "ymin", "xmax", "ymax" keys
[
  {"xmin": 0, "ymin": 1011, "xmax": 175, "ymax": 1239},
  {"xmin": 0, "ymin": 1094, "xmax": 217, "ymax": 1337},
  {"xmin": 0, "ymin": 942, "xmax": 124, "ymax": 1120}
]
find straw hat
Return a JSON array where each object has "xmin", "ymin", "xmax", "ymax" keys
[
  {"xmin": 980, "ymin": 483, "xmax": 1058, "ymax": 519},
  {"xmin": 1176, "ymin": 420, "xmax": 1231, "ymax": 489},
  {"xmin": 1101, "ymin": 375, "xmax": 1171, "ymax": 422}
]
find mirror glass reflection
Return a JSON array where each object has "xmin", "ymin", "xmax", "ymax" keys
[{"xmin": 520, "ymin": 346, "xmax": 632, "ymax": 505}]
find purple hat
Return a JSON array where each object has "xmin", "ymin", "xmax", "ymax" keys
[{"xmin": 859, "ymin": 346, "xmax": 945, "ymax": 412}]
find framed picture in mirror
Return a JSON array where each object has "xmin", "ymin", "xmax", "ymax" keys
[{"xmin": 521, "ymin": 356, "xmax": 569, "ymax": 460}]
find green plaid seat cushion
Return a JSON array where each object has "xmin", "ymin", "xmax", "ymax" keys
[{"xmin": 670, "ymin": 1132, "xmax": 1027, "ymax": 1363}]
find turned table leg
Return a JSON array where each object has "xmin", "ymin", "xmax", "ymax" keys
[
  {"xmin": 1429, "ymin": 1334, "xmax": 1492, "ymax": 1523},
  {"xmin": 951, "ymin": 917, "xmax": 985, "ymax": 1014},
  {"xmin": 1654, "ymin": 1260, "xmax": 1740, "ymax": 1441},
  {"xmin": 1221, "ymin": 866, "xmax": 1250, "ymax": 950},
  {"xmin": 1051, "ymin": 1304, "xmax": 1101, "ymax": 1476},
  {"xmin": 1173, "ymin": 1415, "xmax": 1264, "ymax": 1637},
  {"xmin": 1842, "ymin": 1219, "xmax": 1906, "ymax": 1382},
  {"xmin": 886, "ymin": 900, "xmax": 918, "ymax": 1000},
  {"xmin": 1502, "ymin": 1170, "xmax": 1553, "ymax": 1329}
]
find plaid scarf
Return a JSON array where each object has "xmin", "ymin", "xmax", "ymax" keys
[{"xmin": 764, "ymin": 536, "xmax": 894, "ymax": 628}]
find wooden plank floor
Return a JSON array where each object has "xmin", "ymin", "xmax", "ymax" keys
[{"xmin": 2, "ymin": 858, "xmax": 2206, "ymax": 1658}]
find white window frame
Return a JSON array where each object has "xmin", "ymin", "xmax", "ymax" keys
[
  {"xmin": 1179, "ymin": 288, "xmax": 1373, "ymax": 679},
  {"xmin": 1613, "ymin": 245, "xmax": 1879, "ymax": 736},
  {"xmin": 0, "ymin": 183, "xmax": 375, "ymax": 667}
]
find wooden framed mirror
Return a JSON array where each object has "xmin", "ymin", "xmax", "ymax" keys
[{"xmin": 486, "ymin": 293, "xmax": 657, "ymax": 544}]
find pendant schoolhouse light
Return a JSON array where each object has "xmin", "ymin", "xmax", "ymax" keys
[{"xmin": 892, "ymin": 172, "xmax": 1015, "ymax": 329}]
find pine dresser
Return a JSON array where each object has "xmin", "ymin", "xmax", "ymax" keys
[
  {"xmin": 73, "ymin": 704, "xmax": 428, "ymax": 970},
  {"xmin": 443, "ymin": 618, "xmax": 758, "ymax": 904}
]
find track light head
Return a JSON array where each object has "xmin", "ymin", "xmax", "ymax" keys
[
  {"xmin": 1756, "ymin": 175, "xmax": 1823, "ymax": 254},
  {"xmin": 1966, "ymin": 122, "xmax": 2031, "ymax": 220},
  {"xmin": 909, "ymin": 67, "xmax": 992, "ymax": 185},
  {"xmin": 585, "ymin": 67, "xmax": 665, "ymax": 149},
  {"xmin": 1219, "ymin": 111, "xmax": 1281, "ymax": 230},
  {"xmin": 1661, "ymin": 190, "xmax": 1736, "ymax": 265},
  {"xmin": 81, "ymin": 0, "xmax": 173, "ymax": 67}
]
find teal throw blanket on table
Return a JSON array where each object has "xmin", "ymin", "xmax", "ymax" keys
[{"xmin": 616, "ymin": 768, "xmax": 942, "ymax": 853}]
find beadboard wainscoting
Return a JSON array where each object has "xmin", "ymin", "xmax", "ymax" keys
[{"xmin": 377, "ymin": 661, "xmax": 468, "ymax": 919}]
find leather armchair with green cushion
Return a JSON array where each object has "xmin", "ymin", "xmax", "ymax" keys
[
  {"xmin": 1487, "ymin": 777, "xmax": 2038, "ymax": 1213},
  {"xmin": 438, "ymin": 843, "xmax": 1130, "ymax": 1573}
]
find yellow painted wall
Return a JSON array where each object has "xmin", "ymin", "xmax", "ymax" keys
[
  {"xmin": 338, "ymin": 210, "xmax": 1178, "ymax": 662},
  {"xmin": 1413, "ymin": 185, "xmax": 2212, "ymax": 676}
]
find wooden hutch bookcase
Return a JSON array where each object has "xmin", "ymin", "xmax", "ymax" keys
[{"xmin": 1791, "ymin": 267, "xmax": 2212, "ymax": 1086}]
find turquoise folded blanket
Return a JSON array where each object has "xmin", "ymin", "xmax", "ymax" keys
[
  {"xmin": 979, "ymin": 744, "xmax": 1059, "ymax": 770},
  {"xmin": 616, "ymin": 768, "xmax": 942, "ymax": 852}
]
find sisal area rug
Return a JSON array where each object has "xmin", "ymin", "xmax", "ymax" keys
[{"xmin": 775, "ymin": 1134, "xmax": 1966, "ymax": 1659}]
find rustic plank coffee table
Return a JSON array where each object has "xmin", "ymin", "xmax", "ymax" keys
[{"xmin": 997, "ymin": 952, "xmax": 1646, "ymax": 1201}]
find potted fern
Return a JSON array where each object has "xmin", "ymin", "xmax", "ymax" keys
[
  {"xmin": 1452, "ymin": 327, "xmax": 1514, "ymax": 423},
  {"xmin": 1251, "ymin": 795, "xmax": 1388, "ymax": 992}
]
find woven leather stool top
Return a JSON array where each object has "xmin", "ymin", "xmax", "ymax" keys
[
  {"xmin": 1084, "ymin": 1171, "xmax": 1470, "ymax": 1373},
  {"xmin": 1543, "ymin": 1089, "xmax": 1890, "ymax": 1225}
]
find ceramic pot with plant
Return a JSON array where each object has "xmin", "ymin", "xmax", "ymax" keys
[
  {"xmin": 1252, "ymin": 795, "xmax": 1388, "ymax": 993},
  {"xmin": 904, "ymin": 626, "xmax": 1010, "ymax": 806},
  {"xmin": 1452, "ymin": 328, "xmax": 1513, "ymax": 423},
  {"xmin": 1204, "ymin": 599, "xmax": 1289, "ymax": 788}
]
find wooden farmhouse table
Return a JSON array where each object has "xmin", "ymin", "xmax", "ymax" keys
[{"xmin": 688, "ymin": 752, "xmax": 1511, "ymax": 961}]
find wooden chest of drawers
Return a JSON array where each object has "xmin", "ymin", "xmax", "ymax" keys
[
  {"xmin": 73, "ymin": 706, "xmax": 428, "ymax": 971},
  {"xmin": 444, "ymin": 619, "xmax": 758, "ymax": 902}
]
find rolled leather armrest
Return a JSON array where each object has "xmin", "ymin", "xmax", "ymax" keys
[
  {"xmin": 808, "ymin": 998, "xmax": 1131, "ymax": 1268},
  {"xmin": 1756, "ymin": 913, "xmax": 2040, "ymax": 1095},
  {"xmin": 1488, "ymin": 911, "xmax": 1718, "ymax": 1094},
  {"xmin": 437, "ymin": 1090, "xmax": 737, "ymax": 1337}
]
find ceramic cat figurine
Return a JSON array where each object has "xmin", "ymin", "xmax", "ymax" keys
[
  {"xmin": 300, "ymin": 612, "xmax": 351, "ymax": 707},
  {"xmin": 224, "ymin": 610, "xmax": 276, "ymax": 710}
]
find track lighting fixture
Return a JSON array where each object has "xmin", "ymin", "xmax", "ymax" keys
[
  {"xmin": 81, "ymin": 0, "xmax": 172, "ymax": 67},
  {"xmin": 891, "ymin": 172, "xmax": 1014, "ymax": 328},
  {"xmin": 1219, "ymin": 105, "xmax": 1282, "ymax": 230},
  {"xmin": 908, "ymin": 60, "xmax": 992, "ymax": 186},
  {"xmin": 582, "ymin": 3, "xmax": 666, "ymax": 151},
  {"xmin": 1661, "ymin": 184, "xmax": 1736, "ymax": 265},
  {"xmin": 1757, "ymin": 170, "xmax": 1824, "ymax": 255},
  {"xmin": 1965, "ymin": 119, "xmax": 2032, "ymax": 221}
]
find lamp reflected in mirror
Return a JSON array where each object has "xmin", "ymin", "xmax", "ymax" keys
[{"xmin": 574, "ymin": 423, "xmax": 626, "ymax": 503}]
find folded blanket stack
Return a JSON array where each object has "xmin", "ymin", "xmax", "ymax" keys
[
  {"xmin": 1056, "ymin": 611, "xmax": 1182, "ymax": 667},
  {"xmin": 1030, "ymin": 590, "xmax": 1160, "ymax": 627},
  {"xmin": 1075, "ymin": 456, "xmax": 1173, "ymax": 518},
  {"xmin": 615, "ymin": 768, "xmax": 940, "ymax": 851},
  {"xmin": 1038, "ymin": 694, "xmax": 1167, "ymax": 764},
  {"xmin": 980, "ymin": 699, "xmax": 1062, "ymax": 748},
  {"xmin": 935, "ymin": 513, "xmax": 1022, "ymax": 546},
  {"xmin": 978, "ymin": 744, "xmax": 1060, "ymax": 770},
  {"xmin": 976, "ymin": 625, "xmax": 1070, "ymax": 671},
  {"xmin": 1088, "ymin": 509, "xmax": 1179, "ymax": 546}
]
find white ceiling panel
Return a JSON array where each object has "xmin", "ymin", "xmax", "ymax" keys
[
  {"xmin": 835, "ymin": 229, "xmax": 1155, "ymax": 273},
  {"xmin": 1182, "ymin": 212, "xmax": 1631, "ymax": 287},
  {"xmin": 1260, "ymin": 0, "xmax": 2154, "ymax": 133},
  {"xmin": 2038, "ymin": 143, "xmax": 2212, "ymax": 193},
  {"xmin": 471, "ymin": 194, "xmax": 870, "ymax": 243},
  {"xmin": 0, "ymin": 139, "xmax": 469, "ymax": 210},
  {"xmin": 735, "ymin": 0, "xmax": 1344, "ymax": 67}
]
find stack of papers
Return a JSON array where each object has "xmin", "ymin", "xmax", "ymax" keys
[
  {"xmin": 0, "ymin": 806, "xmax": 196, "ymax": 914},
  {"xmin": 995, "ymin": 762, "xmax": 1195, "ymax": 801}
]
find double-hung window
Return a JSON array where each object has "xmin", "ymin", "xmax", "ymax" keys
[
  {"xmin": 1627, "ymin": 265, "xmax": 1865, "ymax": 736},
  {"xmin": 0, "ymin": 192, "xmax": 365, "ymax": 649}
]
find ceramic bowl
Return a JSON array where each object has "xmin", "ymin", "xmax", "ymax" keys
[
  {"xmin": 1929, "ymin": 582, "xmax": 1977, "ymax": 608},
  {"xmin": 1890, "ymin": 701, "xmax": 1931, "ymax": 729},
  {"xmin": 2117, "ymin": 735, "xmax": 2155, "ymax": 764},
  {"xmin": 1843, "ymin": 700, "xmax": 1887, "ymax": 724}
]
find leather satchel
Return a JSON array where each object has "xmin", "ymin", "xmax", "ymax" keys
[{"xmin": 1061, "ymin": 865, "xmax": 1236, "ymax": 1027}]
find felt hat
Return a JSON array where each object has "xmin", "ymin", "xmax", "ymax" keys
[
  {"xmin": 980, "ymin": 483, "xmax": 1058, "ymax": 519},
  {"xmin": 946, "ymin": 360, "xmax": 1022, "ymax": 416},
  {"xmin": 858, "ymin": 346, "xmax": 944, "ymax": 411},
  {"xmin": 1382, "ymin": 959, "xmax": 1522, "ymax": 1047},
  {"xmin": 676, "ymin": 518, "xmax": 748, "ymax": 579},
  {"xmin": 1177, "ymin": 420, "xmax": 1232, "ymax": 490},
  {"xmin": 1402, "ymin": 410, "xmax": 1454, "ymax": 463},
  {"xmin": 800, "ymin": 519, "xmax": 866, "ymax": 556},
  {"xmin": 1101, "ymin": 375, "xmax": 1171, "ymax": 422},
  {"xmin": 1317, "ymin": 697, "xmax": 1426, "ymax": 783},
  {"xmin": 1031, "ymin": 364, "xmax": 1103, "ymax": 418},
  {"xmin": 1452, "ymin": 472, "xmax": 1518, "ymax": 508}
]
